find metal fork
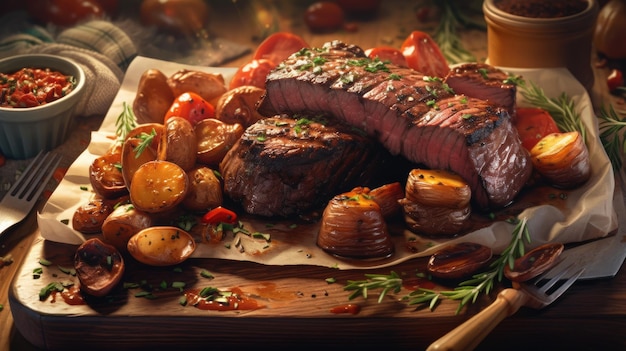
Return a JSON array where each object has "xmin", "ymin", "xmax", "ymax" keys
[
  {"xmin": 427, "ymin": 260, "xmax": 585, "ymax": 351},
  {"xmin": 0, "ymin": 151, "xmax": 61, "ymax": 237}
]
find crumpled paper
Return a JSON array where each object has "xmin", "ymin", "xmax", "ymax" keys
[{"xmin": 38, "ymin": 57, "xmax": 618, "ymax": 270}]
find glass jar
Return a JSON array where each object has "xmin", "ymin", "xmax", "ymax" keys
[{"xmin": 483, "ymin": 0, "xmax": 599, "ymax": 92}]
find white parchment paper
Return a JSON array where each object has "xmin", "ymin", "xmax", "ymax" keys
[{"xmin": 38, "ymin": 57, "xmax": 618, "ymax": 269}]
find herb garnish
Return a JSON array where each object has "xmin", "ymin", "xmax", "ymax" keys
[
  {"xmin": 432, "ymin": 0, "xmax": 485, "ymax": 64},
  {"xmin": 598, "ymin": 104, "xmax": 626, "ymax": 170},
  {"xmin": 115, "ymin": 102, "xmax": 137, "ymax": 143},
  {"xmin": 343, "ymin": 217, "xmax": 530, "ymax": 314}
]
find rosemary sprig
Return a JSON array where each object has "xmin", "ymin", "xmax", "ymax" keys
[
  {"xmin": 598, "ymin": 104, "xmax": 626, "ymax": 170},
  {"xmin": 115, "ymin": 101, "xmax": 137, "ymax": 142},
  {"xmin": 343, "ymin": 217, "xmax": 531, "ymax": 314},
  {"xmin": 344, "ymin": 271, "xmax": 404, "ymax": 303},
  {"xmin": 517, "ymin": 79, "xmax": 587, "ymax": 144},
  {"xmin": 133, "ymin": 129, "xmax": 157, "ymax": 159},
  {"xmin": 433, "ymin": 0, "xmax": 483, "ymax": 64}
]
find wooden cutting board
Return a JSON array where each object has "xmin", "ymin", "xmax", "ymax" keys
[{"xmin": 9, "ymin": 231, "xmax": 626, "ymax": 351}]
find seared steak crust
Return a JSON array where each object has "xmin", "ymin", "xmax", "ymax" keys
[
  {"xmin": 258, "ymin": 41, "xmax": 532, "ymax": 210},
  {"xmin": 219, "ymin": 114, "xmax": 383, "ymax": 217}
]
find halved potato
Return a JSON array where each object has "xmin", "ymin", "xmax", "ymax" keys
[
  {"xmin": 90, "ymin": 145, "xmax": 128, "ymax": 199},
  {"xmin": 127, "ymin": 226, "xmax": 196, "ymax": 266},
  {"xmin": 72, "ymin": 197, "xmax": 114, "ymax": 234},
  {"xmin": 404, "ymin": 168, "xmax": 471, "ymax": 209},
  {"xmin": 130, "ymin": 160, "xmax": 189, "ymax": 213},
  {"xmin": 195, "ymin": 118, "xmax": 244, "ymax": 165},
  {"xmin": 74, "ymin": 238, "xmax": 125, "ymax": 297}
]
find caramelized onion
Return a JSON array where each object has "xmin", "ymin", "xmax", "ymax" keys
[
  {"xmin": 317, "ymin": 187, "xmax": 394, "ymax": 259},
  {"xmin": 504, "ymin": 242, "xmax": 564, "ymax": 282},
  {"xmin": 428, "ymin": 242, "xmax": 493, "ymax": 279}
]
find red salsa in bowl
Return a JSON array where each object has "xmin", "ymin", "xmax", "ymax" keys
[{"xmin": 0, "ymin": 67, "xmax": 76, "ymax": 108}]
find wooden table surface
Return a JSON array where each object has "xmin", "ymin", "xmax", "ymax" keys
[{"xmin": 2, "ymin": 1, "xmax": 626, "ymax": 350}]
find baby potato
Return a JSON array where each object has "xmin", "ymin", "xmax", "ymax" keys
[
  {"xmin": 195, "ymin": 118, "xmax": 244, "ymax": 165},
  {"xmin": 158, "ymin": 116, "xmax": 197, "ymax": 171},
  {"xmin": 72, "ymin": 197, "xmax": 114, "ymax": 234},
  {"xmin": 182, "ymin": 166, "xmax": 223, "ymax": 212},
  {"xmin": 530, "ymin": 131, "xmax": 591, "ymax": 189},
  {"xmin": 101, "ymin": 203, "xmax": 155, "ymax": 252},
  {"xmin": 90, "ymin": 145, "xmax": 128, "ymax": 199},
  {"xmin": 121, "ymin": 123, "xmax": 163, "ymax": 188},
  {"xmin": 215, "ymin": 85, "xmax": 266, "ymax": 127},
  {"xmin": 130, "ymin": 160, "xmax": 189, "ymax": 213},
  {"xmin": 167, "ymin": 69, "xmax": 227, "ymax": 106},
  {"xmin": 133, "ymin": 69, "xmax": 175, "ymax": 124},
  {"xmin": 127, "ymin": 226, "xmax": 196, "ymax": 266}
]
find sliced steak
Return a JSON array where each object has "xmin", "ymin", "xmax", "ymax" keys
[
  {"xmin": 219, "ymin": 114, "xmax": 384, "ymax": 217},
  {"xmin": 258, "ymin": 40, "xmax": 532, "ymax": 210},
  {"xmin": 444, "ymin": 62, "xmax": 517, "ymax": 117}
]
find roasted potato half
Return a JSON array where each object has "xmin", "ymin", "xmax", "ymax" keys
[
  {"xmin": 133, "ymin": 69, "xmax": 175, "ymax": 124},
  {"xmin": 530, "ymin": 131, "xmax": 591, "ymax": 189},
  {"xmin": 195, "ymin": 118, "xmax": 244, "ymax": 165},
  {"xmin": 90, "ymin": 145, "xmax": 128, "ymax": 199},
  {"xmin": 130, "ymin": 160, "xmax": 189, "ymax": 213}
]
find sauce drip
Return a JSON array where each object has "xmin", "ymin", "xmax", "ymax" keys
[
  {"xmin": 185, "ymin": 287, "xmax": 263, "ymax": 311},
  {"xmin": 330, "ymin": 303, "xmax": 361, "ymax": 314}
]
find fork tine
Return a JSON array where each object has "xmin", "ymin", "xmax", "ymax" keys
[
  {"xmin": 544, "ymin": 267, "xmax": 584, "ymax": 300},
  {"xmin": 536, "ymin": 261, "xmax": 576, "ymax": 293},
  {"xmin": 11, "ymin": 151, "xmax": 61, "ymax": 201}
]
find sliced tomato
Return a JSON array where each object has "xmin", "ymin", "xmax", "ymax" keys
[
  {"xmin": 201, "ymin": 206, "xmax": 238, "ymax": 225},
  {"xmin": 365, "ymin": 46, "xmax": 407, "ymax": 67},
  {"xmin": 400, "ymin": 30, "xmax": 449, "ymax": 77},
  {"xmin": 164, "ymin": 92, "xmax": 215, "ymax": 126},
  {"xmin": 513, "ymin": 107, "xmax": 561, "ymax": 151},
  {"xmin": 253, "ymin": 32, "xmax": 309, "ymax": 66},
  {"xmin": 229, "ymin": 59, "xmax": 276, "ymax": 90}
]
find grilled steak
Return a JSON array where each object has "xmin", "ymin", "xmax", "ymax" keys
[
  {"xmin": 219, "ymin": 114, "xmax": 384, "ymax": 217},
  {"xmin": 444, "ymin": 62, "xmax": 517, "ymax": 117},
  {"xmin": 258, "ymin": 40, "xmax": 532, "ymax": 210}
]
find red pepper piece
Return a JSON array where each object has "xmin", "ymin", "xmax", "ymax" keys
[{"xmin": 201, "ymin": 206, "xmax": 238, "ymax": 225}]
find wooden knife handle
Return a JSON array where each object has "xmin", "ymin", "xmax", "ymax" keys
[{"xmin": 427, "ymin": 288, "xmax": 529, "ymax": 351}]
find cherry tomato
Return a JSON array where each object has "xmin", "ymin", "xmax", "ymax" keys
[
  {"xmin": 607, "ymin": 68, "xmax": 624, "ymax": 92},
  {"xmin": 229, "ymin": 59, "xmax": 276, "ymax": 90},
  {"xmin": 25, "ymin": 0, "xmax": 105, "ymax": 26},
  {"xmin": 304, "ymin": 1, "xmax": 345, "ymax": 33},
  {"xmin": 253, "ymin": 32, "xmax": 310, "ymax": 66},
  {"xmin": 365, "ymin": 47, "xmax": 408, "ymax": 67},
  {"xmin": 164, "ymin": 92, "xmax": 215, "ymax": 126},
  {"xmin": 201, "ymin": 206, "xmax": 238, "ymax": 225},
  {"xmin": 401, "ymin": 30, "xmax": 450, "ymax": 77},
  {"xmin": 513, "ymin": 107, "xmax": 561, "ymax": 151}
]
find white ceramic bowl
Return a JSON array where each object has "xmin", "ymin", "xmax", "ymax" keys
[{"xmin": 0, "ymin": 54, "xmax": 86, "ymax": 159}]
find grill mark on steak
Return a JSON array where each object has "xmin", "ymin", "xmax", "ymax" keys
[
  {"xmin": 219, "ymin": 115, "xmax": 384, "ymax": 217},
  {"xmin": 258, "ymin": 40, "xmax": 532, "ymax": 210}
]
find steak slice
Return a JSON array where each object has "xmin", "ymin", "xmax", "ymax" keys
[
  {"xmin": 444, "ymin": 62, "xmax": 517, "ymax": 117},
  {"xmin": 219, "ymin": 114, "xmax": 384, "ymax": 217},
  {"xmin": 258, "ymin": 40, "xmax": 532, "ymax": 210}
]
